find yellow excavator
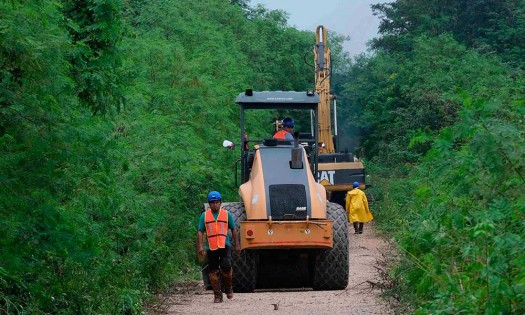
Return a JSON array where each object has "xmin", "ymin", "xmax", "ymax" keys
[{"xmin": 314, "ymin": 25, "xmax": 366, "ymax": 206}]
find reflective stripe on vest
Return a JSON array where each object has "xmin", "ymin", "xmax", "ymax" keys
[
  {"xmin": 273, "ymin": 130, "xmax": 288, "ymax": 139},
  {"xmin": 205, "ymin": 209, "xmax": 228, "ymax": 250}
]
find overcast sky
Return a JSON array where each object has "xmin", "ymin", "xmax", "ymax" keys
[{"xmin": 250, "ymin": 0, "xmax": 384, "ymax": 56}]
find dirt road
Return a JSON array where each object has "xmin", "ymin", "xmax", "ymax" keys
[{"xmin": 161, "ymin": 223, "xmax": 394, "ymax": 315}]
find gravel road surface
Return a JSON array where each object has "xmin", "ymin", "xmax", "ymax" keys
[{"xmin": 159, "ymin": 223, "xmax": 394, "ymax": 315}]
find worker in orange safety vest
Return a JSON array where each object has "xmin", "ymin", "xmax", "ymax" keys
[
  {"xmin": 197, "ymin": 191, "xmax": 241, "ymax": 303},
  {"xmin": 273, "ymin": 117, "xmax": 295, "ymax": 140}
]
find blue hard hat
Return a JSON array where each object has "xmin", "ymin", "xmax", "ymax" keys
[
  {"xmin": 353, "ymin": 182, "xmax": 360, "ymax": 188},
  {"xmin": 282, "ymin": 117, "xmax": 294, "ymax": 128},
  {"xmin": 208, "ymin": 191, "xmax": 222, "ymax": 202}
]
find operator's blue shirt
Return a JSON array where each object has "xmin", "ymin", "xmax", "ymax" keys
[
  {"xmin": 283, "ymin": 132, "xmax": 294, "ymax": 140},
  {"xmin": 198, "ymin": 209, "xmax": 236, "ymax": 250}
]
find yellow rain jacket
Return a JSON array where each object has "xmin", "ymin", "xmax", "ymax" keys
[{"xmin": 345, "ymin": 188, "xmax": 373, "ymax": 223}]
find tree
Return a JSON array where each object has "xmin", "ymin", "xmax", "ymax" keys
[
  {"xmin": 61, "ymin": 0, "xmax": 125, "ymax": 115},
  {"xmin": 371, "ymin": 0, "xmax": 525, "ymax": 67}
]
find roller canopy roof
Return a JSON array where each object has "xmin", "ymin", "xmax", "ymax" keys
[{"xmin": 236, "ymin": 90, "xmax": 320, "ymax": 110}]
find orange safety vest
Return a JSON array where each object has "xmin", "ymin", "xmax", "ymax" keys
[
  {"xmin": 205, "ymin": 209, "xmax": 228, "ymax": 250},
  {"xmin": 273, "ymin": 130, "xmax": 288, "ymax": 139}
]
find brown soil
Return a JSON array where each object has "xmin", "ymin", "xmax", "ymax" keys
[{"xmin": 155, "ymin": 222, "xmax": 395, "ymax": 315}]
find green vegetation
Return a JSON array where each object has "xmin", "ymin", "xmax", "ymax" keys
[
  {"xmin": 1, "ymin": 0, "xmax": 313, "ymax": 313},
  {"xmin": 1, "ymin": 0, "xmax": 524, "ymax": 314},
  {"xmin": 341, "ymin": 1, "xmax": 525, "ymax": 313}
]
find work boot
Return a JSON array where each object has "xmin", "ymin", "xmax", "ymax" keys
[
  {"xmin": 222, "ymin": 269, "xmax": 234, "ymax": 299},
  {"xmin": 358, "ymin": 222, "xmax": 364, "ymax": 234},
  {"xmin": 353, "ymin": 222, "xmax": 359, "ymax": 234},
  {"xmin": 209, "ymin": 271, "xmax": 223, "ymax": 303}
]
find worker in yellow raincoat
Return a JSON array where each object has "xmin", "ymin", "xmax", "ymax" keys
[{"xmin": 345, "ymin": 181, "xmax": 373, "ymax": 234}]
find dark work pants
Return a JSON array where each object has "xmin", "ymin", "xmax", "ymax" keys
[{"xmin": 207, "ymin": 246, "xmax": 232, "ymax": 272}]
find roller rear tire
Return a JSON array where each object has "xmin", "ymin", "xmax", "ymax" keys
[
  {"xmin": 312, "ymin": 202, "xmax": 349, "ymax": 290},
  {"xmin": 223, "ymin": 203, "xmax": 258, "ymax": 292}
]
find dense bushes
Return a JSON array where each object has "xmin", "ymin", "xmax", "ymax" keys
[
  {"xmin": 371, "ymin": 93, "xmax": 525, "ymax": 313},
  {"xmin": 346, "ymin": 1, "xmax": 525, "ymax": 313},
  {"xmin": 0, "ymin": 0, "xmax": 314, "ymax": 313},
  {"xmin": 3, "ymin": 0, "xmax": 524, "ymax": 313}
]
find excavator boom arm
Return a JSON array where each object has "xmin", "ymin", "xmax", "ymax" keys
[{"xmin": 315, "ymin": 25, "xmax": 335, "ymax": 153}]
